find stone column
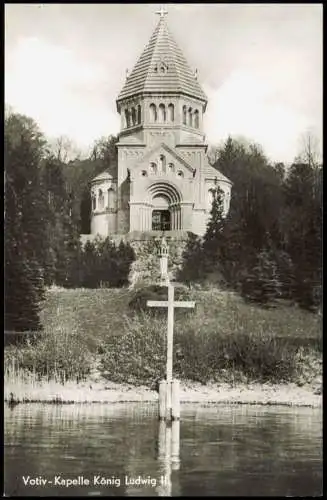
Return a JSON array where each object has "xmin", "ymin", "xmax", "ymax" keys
[
  {"xmin": 144, "ymin": 207, "xmax": 149, "ymax": 231},
  {"xmin": 146, "ymin": 206, "xmax": 151, "ymax": 231},
  {"xmin": 171, "ymin": 206, "xmax": 175, "ymax": 230},
  {"xmin": 148, "ymin": 206, "xmax": 152, "ymax": 230},
  {"xmin": 177, "ymin": 207, "xmax": 181, "ymax": 230}
]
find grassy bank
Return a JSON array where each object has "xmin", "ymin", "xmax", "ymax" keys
[{"xmin": 5, "ymin": 287, "xmax": 322, "ymax": 403}]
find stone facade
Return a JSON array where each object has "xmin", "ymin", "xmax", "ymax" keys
[{"xmin": 90, "ymin": 13, "xmax": 232, "ymax": 238}]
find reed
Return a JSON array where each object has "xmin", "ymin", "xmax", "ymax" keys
[{"xmin": 4, "ymin": 364, "xmax": 157, "ymax": 404}]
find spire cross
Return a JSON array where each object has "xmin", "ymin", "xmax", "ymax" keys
[{"xmin": 155, "ymin": 5, "xmax": 168, "ymax": 18}]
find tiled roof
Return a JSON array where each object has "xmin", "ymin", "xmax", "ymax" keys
[
  {"xmin": 204, "ymin": 160, "xmax": 232, "ymax": 184},
  {"xmin": 117, "ymin": 16, "xmax": 207, "ymax": 103}
]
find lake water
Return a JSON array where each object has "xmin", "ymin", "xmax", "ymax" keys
[{"xmin": 4, "ymin": 403, "xmax": 322, "ymax": 497}]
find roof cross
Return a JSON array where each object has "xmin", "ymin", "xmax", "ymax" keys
[{"xmin": 155, "ymin": 5, "xmax": 168, "ymax": 18}]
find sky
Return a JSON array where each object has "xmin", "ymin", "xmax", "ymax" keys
[{"xmin": 5, "ymin": 3, "xmax": 323, "ymax": 163}]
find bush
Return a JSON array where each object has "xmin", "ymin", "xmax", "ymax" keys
[
  {"xmin": 128, "ymin": 285, "xmax": 195, "ymax": 318},
  {"xmin": 174, "ymin": 326, "xmax": 299, "ymax": 384},
  {"xmin": 100, "ymin": 307, "xmax": 302, "ymax": 387},
  {"xmin": 100, "ymin": 314, "xmax": 166, "ymax": 387},
  {"xmin": 79, "ymin": 237, "xmax": 135, "ymax": 289}
]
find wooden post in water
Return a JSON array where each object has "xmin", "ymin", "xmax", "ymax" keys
[
  {"xmin": 171, "ymin": 380, "xmax": 180, "ymax": 420},
  {"xmin": 147, "ymin": 236, "xmax": 195, "ymax": 421},
  {"xmin": 159, "ymin": 381, "xmax": 167, "ymax": 420}
]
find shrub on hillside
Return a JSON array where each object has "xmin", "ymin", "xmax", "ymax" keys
[
  {"xmin": 174, "ymin": 325, "xmax": 300, "ymax": 384},
  {"xmin": 100, "ymin": 310, "xmax": 301, "ymax": 387},
  {"xmin": 128, "ymin": 285, "xmax": 194, "ymax": 317},
  {"xmin": 79, "ymin": 237, "xmax": 135, "ymax": 288},
  {"xmin": 100, "ymin": 314, "xmax": 166, "ymax": 387}
]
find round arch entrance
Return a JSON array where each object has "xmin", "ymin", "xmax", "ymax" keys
[
  {"xmin": 148, "ymin": 182, "xmax": 182, "ymax": 231},
  {"xmin": 152, "ymin": 195, "xmax": 171, "ymax": 230}
]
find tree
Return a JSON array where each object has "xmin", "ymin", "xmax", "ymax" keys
[
  {"xmin": 41, "ymin": 154, "xmax": 82, "ymax": 287},
  {"xmin": 48, "ymin": 135, "xmax": 81, "ymax": 163},
  {"xmin": 115, "ymin": 241, "xmax": 136, "ymax": 287},
  {"xmin": 62, "ymin": 135, "xmax": 118, "ymax": 233},
  {"xmin": 240, "ymin": 238, "xmax": 282, "ymax": 305},
  {"xmin": 80, "ymin": 240, "xmax": 99, "ymax": 288},
  {"xmin": 90, "ymin": 135, "xmax": 118, "ymax": 168},
  {"xmin": 296, "ymin": 130, "xmax": 321, "ymax": 168},
  {"xmin": 282, "ymin": 159, "xmax": 322, "ymax": 310},
  {"xmin": 80, "ymin": 187, "xmax": 92, "ymax": 234},
  {"xmin": 202, "ymin": 183, "xmax": 226, "ymax": 265},
  {"xmin": 5, "ymin": 112, "xmax": 48, "ymax": 331},
  {"xmin": 177, "ymin": 233, "xmax": 203, "ymax": 285}
]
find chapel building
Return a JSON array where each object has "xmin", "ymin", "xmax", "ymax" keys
[{"xmin": 90, "ymin": 9, "xmax": 232, "ymax": 238}]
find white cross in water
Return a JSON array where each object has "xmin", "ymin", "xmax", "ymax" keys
[
  {"xmin": 155, "ymin": 5, "xmax": 168, "ymax": 18},
  {"xmin": 147, "ymin": 238, "xmax": 195, "ymax": 395},
  {"xmin": 148, "ymin": 283, "xmax": 195, "ymax": 420}
]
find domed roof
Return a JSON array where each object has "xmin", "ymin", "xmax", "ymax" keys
[
  {"xmin": 91, "ymin": 171, "xmax": 114, "ymax": 183},
  {"xmin": 117, "ymin": 14, "xmax": 207, "ymax": 104},
  {"xmin": 204, "ymin": 160, "xmax": 233, "ymax": 184}
]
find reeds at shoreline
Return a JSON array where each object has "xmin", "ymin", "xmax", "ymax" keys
[{"xmin": 4, "ymin": 366, "xmax": 157, "ymax": 404}]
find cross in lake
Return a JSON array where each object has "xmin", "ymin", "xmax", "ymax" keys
[
  {"xmin": 147, "ymin": 236, "xmax": 195, "ymax": 420},
  {"xmin": 155, "ymin": 5, "xmax": 168, "ymax": 18}
]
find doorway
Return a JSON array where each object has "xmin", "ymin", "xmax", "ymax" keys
[{"xmin": 152, "ymin": 210, "xmax": 171, "ymax": 231}]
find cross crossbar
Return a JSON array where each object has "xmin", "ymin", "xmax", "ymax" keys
[
  {"xmin": 147, "ymin": 300, "xmax": 195, "ymax": 308},
  {"xmin": 155, "ymin": 5, "xmax": 168, "ymax": 18}
]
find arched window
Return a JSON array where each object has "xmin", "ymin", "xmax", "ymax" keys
[
  {"xmin": 141, "ymin": 170, "xmax": 147, "ymax": 177},
  {"xmin": 159, "ymin": 154, "xmax": 166, "ymax": 173},
  {"xmin": 168, "ymin": 103, "xmax": 174, "ymax": 122},
  {"xmin": 177, "ymin": 170, "xmax": 184, "ymax": 178},
  {"xmin": 188, "ymin": 107, "xmax": 193, "ymax": 127},
  {"xmin": 149, "ymin": 103, "xmax": 157, "ymax": 122},
  {"xmin": 149, "ymin": 162, "xmax": 157, "ymax": 174},
  {"xmin": 168, "ymin": 163, "xmax": 175, "ymax": 174},
  {"xmin": 158, "ymin": 103, "xmax": 166, "ymax": 123},
  {"xmin": 154, "ymin": 61, "xmax": 168, "ymax": 74},
  {"xmin": 137, "ymin": 104, "xmax": 141, "ymax": 124},
  {"xmin": 107, "ymin": 188, "xmax": 115, "ymax": 210},
  {"xmin": 194, "ymin": 109, "xmax": 199, "ymax": 129},
  {"xmin": 98, "ymin": 189, "xmax": 104, "ymax": 210},
  {"xmin": 131, "ymin": 107, "xmax": 136, "ymax": 126},
  {"xmin": 92, "ymin": 196, "xmax": 96, "ymax": 211},
  {"xmin": 125, "ymin": 109, "xmax": 130, "ymax": 128},
  {"xmin": 182, "ymin": 105, "xmax": 187, "ymax": 125}
]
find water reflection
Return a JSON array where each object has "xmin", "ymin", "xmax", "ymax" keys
[
  {"xmin": 4, "ymin": 403, "xmax": 322, "ymax": 497},
  {"xmin": 156, "ymin": 420, "xmax": 180, "ymax": 496}
]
